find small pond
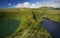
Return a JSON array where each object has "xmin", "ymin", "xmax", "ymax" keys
[
  {"xmin": 0, "ymin": 19, "xmax": 20, "ymax": 38},
  {"xmin": 41, "ymin": 17, "xmax": 60, "ymax": 38}
]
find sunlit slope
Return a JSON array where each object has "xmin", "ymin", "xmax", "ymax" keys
[{"xmin": 0, "ymin": 7, "xmax": 60, "ymax": 38}]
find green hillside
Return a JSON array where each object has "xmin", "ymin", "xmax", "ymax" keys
[{"xmin": 0, "ymin": 7, "xmax": 60, "ymax": 38}]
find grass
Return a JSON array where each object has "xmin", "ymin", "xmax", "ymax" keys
[{"xmin": 0, "ymin": 7, "xmax": 60, "ymax": 38}]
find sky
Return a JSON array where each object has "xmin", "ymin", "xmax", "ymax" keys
[{"xmin": 0, "ymin": 0, "xmax": 60, "ymax": 8}]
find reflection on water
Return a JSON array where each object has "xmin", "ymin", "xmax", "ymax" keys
[
  {"xmin": 0, "ymin": 19, "xmax": 20, "ymax": 38},
  {"xmin": 41, "ymin": 17, "xmax": 60, "ymax": 38}
]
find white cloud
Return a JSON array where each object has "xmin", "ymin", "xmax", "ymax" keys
[
  {"xmin": 8, "ymin": 3, "xmax": 12, "ymax": 6},
  {"xmin": 13, "ymin": 1, "xmax": 60, "ymax": 8},
  {"xmin": 52, "ymin": 0, "xmax": 60, "ymax": 2},
  {"xmin": 23, "ymin": 2, "xmax": 31, "ymax": 8},
  {"xmin": 14, "ymin": 2, "xmax": 31, "ymax": 8},
  {"xmin": 30, "ymin": 2, "xmax": 43, "ymax": 8},
  {"xmin": 14, "ymin": 2, "xmax": 42, "ymax": 8},
  {"xmin": 14, "ymin": 3, "xmax": 24, "ymax": 8}
]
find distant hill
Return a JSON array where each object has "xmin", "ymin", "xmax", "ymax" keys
[{"xmin": 0, "ymin": 7, "xmax": 60, "ymax": 38}]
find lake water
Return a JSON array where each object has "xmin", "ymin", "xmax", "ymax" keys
[
  {"xmin": 41, "ymin": 18, "xmax": 60, "ymax": 38},
  {"xmin": 0, "ymin": 19, "xmax": 20, "ymax": 38}
]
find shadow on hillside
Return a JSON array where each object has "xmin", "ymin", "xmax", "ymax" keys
[{"xmin": 0, "ymin": 19, "xmax": 20, "ymax": 38}]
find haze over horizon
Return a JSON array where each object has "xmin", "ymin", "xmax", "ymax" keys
[{"xmin": 0, "ymin": 0, "xmax": 60, "ymax": 8}]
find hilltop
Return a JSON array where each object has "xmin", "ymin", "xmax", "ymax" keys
[{"xmin": 0, "ymin": 7, "xmax": 60, "ymax": 38}]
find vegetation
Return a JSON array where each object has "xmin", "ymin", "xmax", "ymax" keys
[{"xmin": 0, "ymin": 7, "xmax": 60, "ymax": 38}]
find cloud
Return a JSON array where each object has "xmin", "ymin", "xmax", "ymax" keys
[
  {"xmin": 14, "ymin": 2, "xmax": 42, "ymax": 8},
  {"xmin": 8, "ymin": 3, "xmax": 12, "ymax": 6},
  {"xmin": 49, "ymin": 0, "xmax": 60, "ymax": 8},
  {"xmin": 23, "ymin": 2, "xmax": 31, "ymax": 8},
  {"xmin": 14, "ymin": 3, "xmax": 24, "ymax": 8},
  {"xmin": 30, "ymin": 2, "xmax": 42, "ymax": 8},
  {"xmin": 51, "ymin": 0, "xmax": 60, "ymax": 2},
  {"xmin": 40, "ymin": 1, "xmax": 60, "ymax": 8},
  {"xmin": 14, "ymin": 2, "xmax": 31, "ymax": 8},
  {"xmin": 13, "ymin": 1, "xmax": 60, "ymax": 8}
]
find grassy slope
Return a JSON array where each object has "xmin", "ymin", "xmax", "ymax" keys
[{"xmin": 0, "ymin": 7, "xmax": 60, "ymax": 38}]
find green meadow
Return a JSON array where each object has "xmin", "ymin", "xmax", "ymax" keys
[{"xmin": 0, "ymin": 7, "xmax": 60, "ymax": 38}]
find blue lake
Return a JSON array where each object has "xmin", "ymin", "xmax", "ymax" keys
[{"xmin": 41, "ymin": 18, "xmax": 60, "ymax": 38}]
